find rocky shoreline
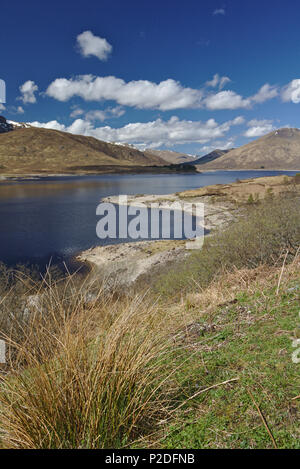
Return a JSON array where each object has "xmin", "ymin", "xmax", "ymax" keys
[
  {"xmin": 77, "ymin": 175, "xmax": 298, "ymax": 286},
  {"xmin": 77, "ymin": 190, "xmax": 238, "ymax": 286}
]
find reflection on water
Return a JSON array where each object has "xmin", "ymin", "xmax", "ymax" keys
[{"xmin": 0, "ymin": 171, "xmax": 297, "ymax": 267}]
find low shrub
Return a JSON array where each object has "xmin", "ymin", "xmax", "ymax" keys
[{"xmin": 154, "ymin": 194, "xmax": 300, "ymax": 298}]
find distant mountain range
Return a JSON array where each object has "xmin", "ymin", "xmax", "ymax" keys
[
  {"xmin": 144, "ymin": 149, "xmax": 195, "ymax": 165},
  {"xmin": 198, "ymin": 128, "xmax": 300, "ymax": 170},
  {"xmin": 1, "ymin": 116, "xmax": 300, "ymax": 174},
  {"xmin": 188, "ymin": 149, "xmax": 232, "ymax": 165}
]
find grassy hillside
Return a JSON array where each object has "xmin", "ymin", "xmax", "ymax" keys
[
  {"xmin": 0, "ymin": 127, "xmax": 165, "ymax": 175},
  {"xmin": 161, "ymin": 263, "xmax": 300, "ymax": 449}
]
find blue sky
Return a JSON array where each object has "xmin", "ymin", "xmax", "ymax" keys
[{"xmin": 1, "ymin": 0, "xmax": 300, "ymax": 155}]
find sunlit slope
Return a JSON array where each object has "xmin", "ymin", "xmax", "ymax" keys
[
  {"xmin": 0, "ymin": 126, "xmax": 165, "ymax": 174},
  {"xmin": 200, "ymin": 128, "xmax": 300, "ymax": 170}
]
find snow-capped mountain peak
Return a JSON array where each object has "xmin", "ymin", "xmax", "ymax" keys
[
  {"xmin": 0, "ymin": 116, "xmax": 31, "ymax": 134},
  {"xmin": 6, "ymin": 119, "xmax": 31, "ymax": 129}
]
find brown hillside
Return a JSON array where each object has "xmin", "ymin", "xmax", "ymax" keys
[
  {"xmin": 200, "ymin": 128, "xmax": 300, "ymax": 170},
  {"xmin": 0, "ymin": 127, "xmax": 165, "ymax": 174}
]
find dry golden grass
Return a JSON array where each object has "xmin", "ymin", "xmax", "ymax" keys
[
  {"xmin": 178, "ymin": 175, "xmax": 299, "ymax": 203},
  {"xmin": 183, "ymin": 260, "xmax": 299, "ymax": 312},
  {"xmin": 0, "ymin": 272, "xmax": 198, "ymax": 449}
]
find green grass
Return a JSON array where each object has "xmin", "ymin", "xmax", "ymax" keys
[{"xmin": 159, "ymin": 272, "xmax": 300, "ymax": 449}]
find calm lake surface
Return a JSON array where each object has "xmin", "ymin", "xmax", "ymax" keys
[{"xmin": 0, "ymin": 170, "xmax": 297, "ymax": 267}]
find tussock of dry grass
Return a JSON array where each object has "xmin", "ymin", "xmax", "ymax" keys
[{"xmin": 0, "ymin": 273, "xmax": 198, "ymax": 449}]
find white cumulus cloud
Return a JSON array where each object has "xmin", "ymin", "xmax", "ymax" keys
[
  {"xmin": 46, "ymin": 75, "xmax": 203, "ymax": 111},
  {"xmin": 281, "ymin": 79, "xmax": 300, "ymax": 104},
  {"xmin": 45, "ymin": 74, "xmax": 278, "ymax": 111},
  {"xmin": 76, "ymin": 31, "xmax": 113, "ymax": 61},
  {"xmin": 251, "ymin": 83, "xmax": 278, "ymax": 103},
  {"xmin": 204, "ymin": 91, "xmax": 251, "ymax": 110},
  {"xmin": 244, "ymin": 119, "xmax": 275, "ymax": 138},
  {"xmin": 19, "ymin": 80, "xmax": 38, "ymax": 104},
  {"xmin": 28, "ymin": 115, "xmax": 244, "ymax": 149},
  {"xmin": 29, "ymin": 120, "xmax": 66, "ymax": 131}
]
